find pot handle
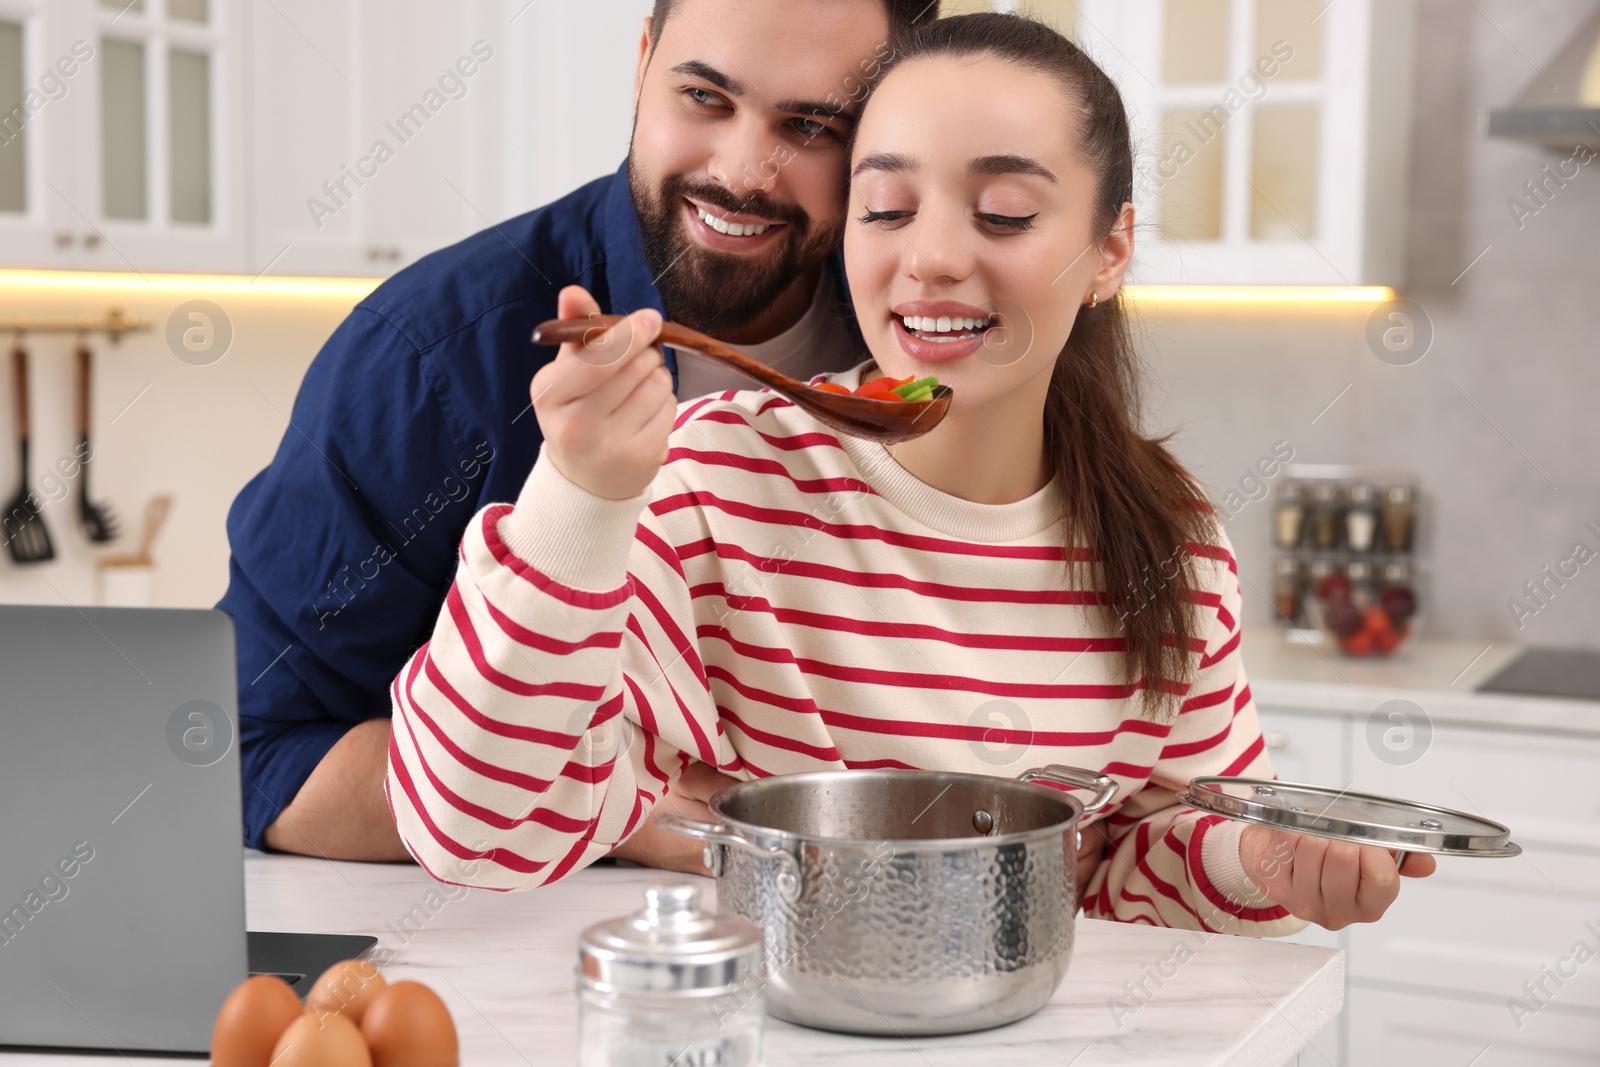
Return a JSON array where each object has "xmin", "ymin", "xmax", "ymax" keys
[
  {"xmin": 656, "ymin": 813, "xmax": 802, "ymax": 903},
  {"xmin": 1017, "ymin": 765, "xmax": 1119, "ymax": 815}
]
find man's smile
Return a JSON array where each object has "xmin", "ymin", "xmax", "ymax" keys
[{"xmin": 682, "ymin": 196, "xmax": 788, "ymax": 252}]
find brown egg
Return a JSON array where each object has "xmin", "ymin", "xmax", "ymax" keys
[
  {"xmin": 361, "ymin": 981, "xmax": 459, "ymax": 1067},
  {"xmin": 270, "ymin": 1012, "xmax": 373, "ymax": 1067},
  {"xmin": 211, "ymin": 974, "xmax": 305, "ymax": 1067},
  {"xmin": 306, "ymin": 959, "xmax": 387, "ymax": 1026}
]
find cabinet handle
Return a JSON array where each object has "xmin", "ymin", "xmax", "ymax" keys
[
  {"xmin": 82, "ymin": 232, "xmax": 102, "ymax": 250},
  {"xmin": 1264, "ymin": 731, "xmax": 1289, "ymax": 750},
  {"xmin": 55, "ymin": 232, "xmax": 76, "ymax": 249}
]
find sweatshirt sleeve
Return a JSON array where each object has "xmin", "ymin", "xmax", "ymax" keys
[
  {"xmin": 1081, "ymin": 534, "xmax": 1309, "ymax": 938},
  {"xmin": 384, "ymin": 444, "xmax": 724, "ymax": 891}
]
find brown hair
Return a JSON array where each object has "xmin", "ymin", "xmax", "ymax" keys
[
  {"xmin": 648, "ymin": 0, "xmax": 940, "ymax": 51},
  {"xmin": 864, "ymin": 13, "xmax": 1219, "ymax": 721}
]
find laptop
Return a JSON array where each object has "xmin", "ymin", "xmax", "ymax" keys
[{"xmin": 0, "ymin": 605, "xmax": 374, "ymax": 1054}]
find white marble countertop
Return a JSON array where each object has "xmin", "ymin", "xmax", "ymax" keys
[
  {"xmin": 0, "ymin": 853, "xmax": 1342, "ymax": 1066},
  {"xmin": 1241, "ymin": 624, "xmax": 1600, "ymax": 736}
]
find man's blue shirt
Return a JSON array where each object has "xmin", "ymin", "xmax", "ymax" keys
[{"xmin": 219, "ymin": 161, "xmax": 861, "ymax": 848}]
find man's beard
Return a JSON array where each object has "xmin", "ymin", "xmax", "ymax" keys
[{"xmin": 630, "ymin": 164, "xmax": 843, "ymax": 337}]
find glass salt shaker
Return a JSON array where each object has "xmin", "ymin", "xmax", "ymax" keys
[
  {"xmin": 1343, "ymin": 484, "xmax": 1380, "ymax": 553},
  {"xmin": 577, "ymin": 884, "xmax": 765, "ymax": 1067}
]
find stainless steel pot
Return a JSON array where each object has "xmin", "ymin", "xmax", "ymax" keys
[{"xmin": 657, "ymin": 764, "xmax": 1117, "ymax": 1036}]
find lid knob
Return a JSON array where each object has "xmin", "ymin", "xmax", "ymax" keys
[{"xmin": 643, "ymin": 884, "xmax": 700, "ymax": 923}]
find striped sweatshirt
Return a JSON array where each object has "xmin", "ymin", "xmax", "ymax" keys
[{"xmin": 385, "ymin": 360, "xmax": 1305, "ymax": 937}]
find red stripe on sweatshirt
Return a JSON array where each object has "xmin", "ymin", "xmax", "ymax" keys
[
  {"xmin": 651, "ymin": 489, "xmax": 1090, "ymax": 563},
  {"xmin": 387, "ymin": 724, "xmax": 550, "ymax": 875},
  {"xmin": 686, "ymin": 407, "xmax": 843, "ymax": 452},
  {"xmin": 1187, "ymin": 816, "xmax": 1292, "ymax": 924},
  {"xmin": 668, "ymin": 446, "xmax": 876, "ymax": 497},
  {"xmin": 690, "ymin": 583, "xmax": 1127, "ymax": 653},
  {"xmin": 624, "ymin": 614, "xmax": 717, "ymax": 765},
  {"xmin": 682, "ymin": 538, "xmax": 1102, "ymax": 606},
  {"xmin": 480, "ymin": 505, "xmax": 632, "ymax": 610},
  {"xmin": 718, "ymin": 705, "xmax": 842, "ymax": 763},
  {"xmin": 446, "ymin": 587, "xmax": 610, "ymax": 701},
  {"xmin": 462, "ymin": 582, "xmax": 622, "ymax": 657}
]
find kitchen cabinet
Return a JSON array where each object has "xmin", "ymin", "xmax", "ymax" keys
[
  {"xmin": 0, "ymin": 0, "xmax": 246, "ymax": 272},
  {"xmin": 245, "ymin": 0, "xmax": 515, "ymax": 278},
  {"xmin": 1346, "ymin": 984, "xmax": 1600, "ymax": 1067},
  {"xmin": 1077, "ymin": 0, "xmax": 1415, "ymax": 285},
  {"xmin": 3, "ymin": 0, "xmax": 647, "ymax": 277},
  {"xmin": 1257, "ymin": 706, "xmax": 1347, "ymax": 1067},
  {"xmin": 1253, "ymin": 670, "xmax": 1600, "ymax": 1066}
]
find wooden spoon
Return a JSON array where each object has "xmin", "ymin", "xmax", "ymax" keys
[{"xmin": 531, "ymin": 315, "xmax": 952, "ymax": 444}]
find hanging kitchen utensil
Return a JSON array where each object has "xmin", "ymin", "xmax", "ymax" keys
[
  {"xmin": 1179, "ymin": 776, "xmax": 1522, "ymax": 872},
  {"xmin": 99, "ymin": 494, "xmax": 172, "ymax": 567},
  {"xmin": 5, "ymin": 342, "xmax": 56, "ymax": 564},
  {"xmin": 532, "ymin": 315, "xmax": 953, "ymax": 445},
  {"xmin": 76, "ymin": 340, "xmax": 119, "ymax": 543}
]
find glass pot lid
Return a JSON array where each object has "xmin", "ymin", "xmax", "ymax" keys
[{"xmin": 1179, "ymin": 777, "xmax": 1522, "ymax": 858}]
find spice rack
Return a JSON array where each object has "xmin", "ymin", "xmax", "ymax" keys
[{"xmin": 1270, "ymin": 464, "xmax": 1422, "ymax": 652}]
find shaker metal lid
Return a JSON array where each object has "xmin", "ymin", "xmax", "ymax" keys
[
  {"xmin": 1178, "ymin": 777, "xmax": 1522, "ymax": 858},
  {"xmin": 577, "ymin": 884, "xmax": 764, "ymax": 995}
]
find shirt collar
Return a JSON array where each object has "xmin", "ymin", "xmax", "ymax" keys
[{"xmin": 601, "ymin": 159, "xmax": 668, "ymax": 320}]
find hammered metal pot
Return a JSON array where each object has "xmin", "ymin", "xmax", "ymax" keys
[{"xmin": 657, "ymin": 765, "xmax": 1117, "ymax": 1036}]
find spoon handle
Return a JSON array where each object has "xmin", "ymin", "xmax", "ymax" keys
[{"xmin": 532, "ymin": 315, "xmax": 802, "ymax": 392}]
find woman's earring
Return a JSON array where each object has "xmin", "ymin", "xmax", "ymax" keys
[{"xmin": 1086, "ymin": 292, "xmax": 1098, "ymax": 309}]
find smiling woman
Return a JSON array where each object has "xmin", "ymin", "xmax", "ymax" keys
[{"xmin": 385, "ymin": 11, "xmax": 1429, "ymax": 940}]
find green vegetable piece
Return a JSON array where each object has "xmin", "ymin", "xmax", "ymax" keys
[{"xmin": 891, "ymin": 375, "xmax": 940, "ymax": 400}]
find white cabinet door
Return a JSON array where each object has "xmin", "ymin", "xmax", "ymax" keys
[
  {"xmin": 1346, "ymin": 844, "xmax": 1600, "ymax": 1011},
  {"xmin": 1349, "ymin": 724, "xmax": 1600, "ymax": 1007},
  {"xmin": 0, "ymin": 0, "xmax": 133, "ymax": 268},
  {"xmin": 1256, "ymin": 705, "xmax": 1345, "ymax": 787},
  {"xmin": 501, "ymin": 0, "xmax": 647, "ymax": 216},
  {"xmin": 245, "ymin": 0, "xmax": 367, "ymax": 276},
  {"xmin": 1352, "ymin": 723, "xmax": 1600, "ymax": 854},
  {"xmin": 0, "ymin": 0, "xmax": 243, "ymax": 272},
  {"xmin": 1347, "ymin": 983, "xmax": 1600, "ymax": 1067},
  {"xmin": 85, "ymin": 0, "xmax": 246, "ymax": 272},
  {"xmin": 354, "ymin": 0, "xmax": 500, "ymax": 271},
  {"xmin": 1078, "ymin": 0, "xmax": 1414, "ymax": 285},
  {"xmin": 247, "ymin": 0, "xmax": 525, "ymax": 277},
  {"xmin": 1256, "ymin": 706, "xmax": 1348, "ymax": 1066}
]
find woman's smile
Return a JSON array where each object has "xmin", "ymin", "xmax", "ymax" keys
[{"xmin": 890, "ymin": 301, "xmax": 998, "ymax": 362}]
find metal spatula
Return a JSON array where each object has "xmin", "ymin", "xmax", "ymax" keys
[
  {"xmin": 5, "ymin": 343, "xmax": 56, "ymax": 564},
  {"xmin": 76, "ymin": 342, "xmax": 119, "ymax": 542}
]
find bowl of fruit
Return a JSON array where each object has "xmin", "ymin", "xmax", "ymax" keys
[{"xmin": 1311, "ymin": 570, "xmax": 1419, "ymax": 657}]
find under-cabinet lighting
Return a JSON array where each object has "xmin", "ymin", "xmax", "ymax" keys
[
  {"xmin": 0, "ymin": 271, "xmax": 1396, "ymax": 307},
  {"xmin": 0, "ymin": 269, "xmax": 385, "ymax": 299},
  {"xmin": 1125, "ymin": 285, "xmax": 1397, "ymax": 305}
]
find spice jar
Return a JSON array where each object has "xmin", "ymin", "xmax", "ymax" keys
[
  {"xmin": 1346, "ymin": 560, "xmax": 1377, "ymax": 611},
  {"xmin": 1380, "ymin": 559, "xmax": 1419, "ymax": 629},
  {"xmin": 1273, "ymin": 482, "xmax": 1307, "ymax": 549},
  {"xmin": 577, "ymin": 884, "xmax": 765, "ymax": 1067},
  {"xmin": 1343, "ymin": 484, "xmax": 1380, "ymax": 553},
  {"xmin": 1273, "ymin": 557, "xmax": 1303, "ymax": 625},
  {"xmin": 1382, "ymin": 485, "xmax": 1415, "ymax": 552},
  {"xmin": 1309, "ymin": 483, "xmax": 1343, "ymax": 550}
]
